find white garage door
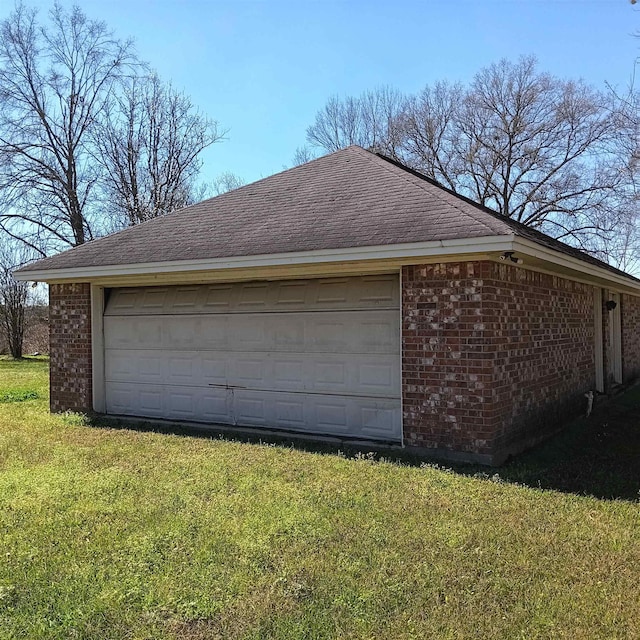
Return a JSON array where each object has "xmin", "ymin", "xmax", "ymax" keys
[{"xmin": 103, "ymin": 275, "xmax": 401, "ymax": 442}]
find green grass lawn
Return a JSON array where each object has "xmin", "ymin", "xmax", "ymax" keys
[{"xmin": 1, "ymin": 356, "xmax": 639, "ymax": 639}]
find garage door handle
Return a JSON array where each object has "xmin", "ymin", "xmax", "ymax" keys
[{"xmin": 208, "ymin": 383, "xmax": 248, "ymax": 390}]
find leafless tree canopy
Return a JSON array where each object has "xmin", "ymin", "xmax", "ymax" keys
[
  {"xmin": 97, "ymin": 74, "xmax": 225, "ymax": 226},
  {"xmin": 305, "ymin": 57, "xmax": 635, "ymax": 263},
  {"xmin": 291, "ymin": 146, "xmax": 318, "ymax": 167},
  {"xmin": 601, "ymin": 78, "xmax": 640, "ymax": 272},
  {"xmin": 210, "ymin": 171, "xmax": 245, "ymax": 196},
  {"xmin": 306, "ymin": 87, "xmax": 404, "ymax": 158},
  {"xmin": 0, "ymin": 3, "xmax": 136, "ymax": 255},
  {"xmin": 0, "ymin": 3, "xmax": 228, "ymax": 255},
  {"xmin": 0, "ymin": 241, "xmax": 30, "ymax": 358}
]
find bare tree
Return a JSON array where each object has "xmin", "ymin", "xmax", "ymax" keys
[
  {"xmin": 595, "ymin": 79, "xmax": 640, "ymax": 270},
  {"xmin": 0, "ymin": 3, "xmax": 137, "ymax": 254},
  {"xmin": 400, "ymin": 81, "xmax": 466, "ymax": 192},
  {"xmin": 210, "ymin": 171, "xmax": 245, "ymax": 196},
  {"xmin": 97, "ymin": 73, "xmax": 225, "ymax": 226},
  {"xmin": 454, "ymin": 58, "xmax": 619, "ymax": 246},
  {"xmin": 610, "ymin": 77, "xmax": 640, "ymax": 190},
  {"xmin": 306, "ymin": 86, "xmax": 404, "ymax": 157},
  {"xmin": 0, "ymin": 238, "xmax": 29, "ymax": 358},
  {"xmin": 291, "ymin": 145, "xmax": 318, "ymax": 166},
  {"xmin": 305, "ymin": 57, "xmax": 628, "ymax": 254},
  {"xmin": 590, "ymin": 204, "xmax": 640, "ymax": 272}
]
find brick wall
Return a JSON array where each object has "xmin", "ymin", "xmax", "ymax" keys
[
  {"xmin": 402, "ymin": 262, "xmax": 595, "ymax": 463},
  {"xmin": 49, "ymin": 283, "xmax": 92, "ymax": 413},
  {"xmin": 622, "ymin": 293, "xmax": 640, "ymax": 382},
  {"xmin": 47, "ymin": 270, "xmax": 632, "ymax": 462},
  {"xmin": 402, "ymin": 262, "xmax": 495, "ymax": 459},
  {"xmin": 483, "ymin": 263, "xmax": 594, "ymax": 455}
]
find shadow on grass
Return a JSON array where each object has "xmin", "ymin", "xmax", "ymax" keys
[
  {"xmin": 482, "ymin": 386, "xmax": 640, "ymax": 502},
  {"xmin": 85, "ymin": 386, "xmax": 640, "ymax": 503}
]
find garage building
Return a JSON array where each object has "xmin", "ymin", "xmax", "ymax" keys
[{"xmin": 15, "ymin": 146, "xmax": 640, "ymax": 464}]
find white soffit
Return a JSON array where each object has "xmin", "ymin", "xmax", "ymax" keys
[
  {"xmin": 13, "ymin": 233, "xmax": 640, "ymax": 294},
  {"xmin": 13, "ymin": 236, "xmax": 513, "ymax": 282},
  {"xmin": 511, "ymin": 238, "xmax": 640, "ymax": 294}
]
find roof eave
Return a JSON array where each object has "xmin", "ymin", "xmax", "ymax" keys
[
  {"xmin": 512, "ymin": 237, "xmax": 640, "ymax": 293},
  {"xmin": 13, "ymin": 235, "xmax": 515, "ymax": 282},
  {"xmin": 13, "ymin": 234, "xmax": 640, "ymax": 295}
]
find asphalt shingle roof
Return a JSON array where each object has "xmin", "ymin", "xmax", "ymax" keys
[{"xmin": 15, "ymin": 145, "xmax": 635, "ymax": 282}]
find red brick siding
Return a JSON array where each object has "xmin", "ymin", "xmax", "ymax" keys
[
  {"xmin": 402, "ymin": 262, "xmax": 595, "ymax": 461},
  {"xmin": 402, "ymin": 262, "xmax": 495, "ymax": 456},
  {"xmin": 622, "ymin": 293, "xmax": 640, "ymax": 382},
  {"xmin": 49, "ymin": 283, "xmax": 92, "ymax": 413},
  {"xmin": 483, "ymin": 264, "xmax": 594, "ymax": 454}
]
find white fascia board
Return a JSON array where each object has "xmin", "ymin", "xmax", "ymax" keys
[
  {"xmin": 512, "ymin": 237, "xmax": 640, "ymax": 293},
  {"xmin": 13, "ymin": 235, "xmax": 514, "ymax": 282}
]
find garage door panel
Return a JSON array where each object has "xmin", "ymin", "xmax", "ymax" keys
[
  {"xmin": 358, "ymin": 276, "xmax": 398, "ymax": 304},
  {"xmin": 315, "ymin": 400, "xmax": 348, "ymax": 431},
  {"xmin": 104, "ymin": 276, "xmax": 401, "ymax": 442},
  {"xmin": 141, "ymin": 288, "xmax": 170, "ymax": 310},
  {"xmin": 105, "ymin": 275, "xmax": 400, "ymax": 316},
  {"xmin": 233, "ymin": 357, "xmax": 267, "ymax": 385},
  {"xmin": 273, "ymin": 320, "xmax": 305, "ymax": 348},
  {"xmin": 106, "ymin": 351, "xmax": 164, "ymax": 384},
  {"xmin": 173, "ymin": 286, "xmax": 201, "ymax": 309},
  {"xmin": 107, "ymin": 383, "xmax": 134, "ymax": 415},
  {"xmin": 139, "ymin": 389, "xmax": 163, "ymax": 414},
  {"xmin": 274, "ymin": 397, "xmax": 306, "ymax": 426},
  {"xmin": 237, "ymin": 282, "xmax": 271, "ymax": 309},
  {"xmin": 230, "ymin": 390, "xmax": 401, "ymax": 439},
  {"xmin": 360, "ymin": 404, "xmax": 402, "ymax": 439},
  {"xmin": 232, "ymin": 316, "xmax": 268, "ymax": 348},
  {"xmin": 104, "ymin": 316, "xmax": 163, "ymax": 349},
  {"xmin": 358, "ymin": 363, "xmax": 394, "ymax": 390},
  {"xmin": 165, "ymin": 317, "xmax": 208, "ymax": 348},
  {"xmin": 107, "ymin": 382, "xmax": 232, "ymax": 422},
  {"xmin": 234, "ymin": 394, "xmax": 268, "ymax": 425},
  {"xmin": 167, "ymin": 390, "xmax": 195, "ymax": 418},
  {"xmin": 314, "ymin": 360, "xmax": 346, "ymax": 386},
  {"xmin": 314, "ymin": 279, "xmax": 351, "ymax": 305},
  {"xmin": 105, "ymin": 382, "xmax": 401, "ymax": 440},
  {"xmin": 272, "ymin": 359, "xmax": 304, "ymax": 385},
  {"xmin": 201, "ymin": 356, "xmax": 228, "ymax": 384},
  {"xmin": 275, "ymin": 281, "xmax": 308, "ymax": 306},
  {"xmin": 168, "ymin": 356, "xmax": 197, "ymax": 384},
  {"xmin": 105, "ymin": 311, "xmax": 398, "ymax": 354},
  {"xmin": 109, "ymin": 289, "xmax": 137, "ymax": 311},
  {"xmin": 106, "ymin": 349, "xmax": 399, "ymax": 397},
  {"xmin": 200, "ymin": 390, "xmax": 231, "ymax": 422},
  {"xmin": 303, "ymin": 312, "xmax": 398, "ymax": 353},
  {"xmin": 203, "ymin": 284, "xmax": 235, "ymax": 311}
]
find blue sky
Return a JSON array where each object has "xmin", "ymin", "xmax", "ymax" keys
[{"xmin": 22, "ymin": 0, "xmax": 640, "ymax": 184}]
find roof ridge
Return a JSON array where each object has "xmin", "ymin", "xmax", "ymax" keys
[{"xmin": 193, "ymin": 147, "xmax": 361, "ymax": 206}]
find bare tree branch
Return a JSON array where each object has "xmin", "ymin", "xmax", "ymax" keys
[
  {"xmin": 0, "ymin": 236, "xmax": 32, "ymax": 358},
  {"xmin": 0, "ymin": 2, "xmax": 138, "ymax": 254},
  {"xmin": 304, "ymin": 56, "xmax": 635, "ymax": 266},
  {"xmin": 96, "ymin": 73, "xmax": 226, "ymax": 226},
  {"xmin": 306, "ymin": 86, "xmax": 404, "ymax": 158}
]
